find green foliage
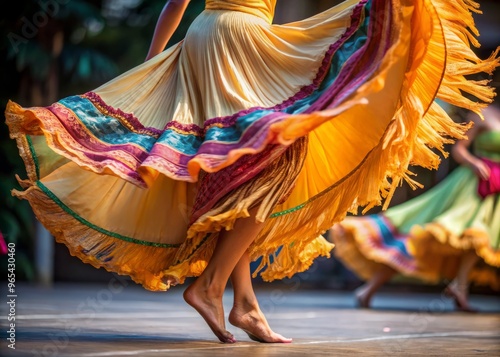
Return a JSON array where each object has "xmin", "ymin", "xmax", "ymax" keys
[
  {"xmin": 10, "ymin": 41, "xmax": 52, "ymax": 81},
  {"xmin": 61, "ymin": 45, "xmax": 120, "ymax": 83},
  {"xmin": 0, "ymin": 0, "xmax": 109, "ymax": 281}
]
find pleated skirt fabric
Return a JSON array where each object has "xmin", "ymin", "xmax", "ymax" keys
[{"xmin": 5, "ymin": 0, "xmax": 499, "ymax": 290}]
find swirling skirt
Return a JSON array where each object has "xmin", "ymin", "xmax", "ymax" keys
[{"xmin": 5, "ymin": 0, "xmax": 499, "ymax": 290}]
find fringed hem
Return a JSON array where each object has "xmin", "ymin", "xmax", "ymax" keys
[
  {"xmin": 11, "ymin": 183, "xmax": 178, "ymax": 292},
  {"xmin": 464, "ymin": 228, "xmax": 500, "ymax": 268},
  {"xmin": 255, "ymin": 236, "xmax": 335, "ymax": 282},
  {"xmin": 410, "ymin": 223, "xmax": 500, "ymax": 268},
  {"xmin": 245, "ymin": 0, "xmax": 499, "ymax": 283},
  {"xmin": 184, "ymin": 196, "xmax": 336, "ymax": 283},
  {"xmin": 184, "ymin": 203, "xmax": 336, "ymax": 283},
  {"xmin": 165, "ymin": 135, "xmax": 327, "ymax": 283},
  {"xmin": 431, "ymin": 0, "xmax": 500, "ymax": 118},
  {"xmin": 160, "ymin": 234, "xmax": 219, "ymax": 288},
  {"xmin": 166, "ymin": 207, "xmax": 251, "ymax": 282},
  {"xmin": 15, "ymin": 174, "xmax": 241, "ymax": 292}
]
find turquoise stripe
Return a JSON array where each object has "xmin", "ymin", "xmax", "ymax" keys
[
  {"xmin": 373, "ymin": 215, "xmax": 410, "ymax": 257},
  {"xmin": 204, "ymin": 109, "xmax": 276, "ymax": 143},
  {"xmin": 284, "ymin": 7, "xmax": 369, "ymax": 114},
  {"xmin": 157, "ymin": 130, "xmax": 203, "ymax": 155},
  {"xmin": 56, "ymin": 2, "xmax": 370, "ymax": 155},
  {"xmin": 58, "ymin": 96, "xmax": 159, "ymax": 151}
]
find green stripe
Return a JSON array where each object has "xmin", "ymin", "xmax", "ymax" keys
[
  {"xmin": 26, "ymin": 135, "xmax": 40, "ymax": 180},
  {"xmin": 36, "ymin": 181, "xmax": 181, "ymax": 248},
  {"xmin": 270, "ymin": 144, "xmax": 378, "ymax": 218},
  {"xmin": 270, "ymin": 203, "xmax": 306, "ymax": 217}
]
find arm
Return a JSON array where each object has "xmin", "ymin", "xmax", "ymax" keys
[
  {"xmin": 451, "ymin": 112, "xmax": 490, "ymax": 180},
  {"xmin": 145, "ymin": 0, "xmax": 191, "ymax": 61}
]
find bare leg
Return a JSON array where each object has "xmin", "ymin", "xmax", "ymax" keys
[
  {"xmin": 228, "ymin": 251, "xmax": 292, "ymax": 343},
  {"xmin": 183, "ymin": 208, "xmax": 264, "ymax": 343},
  {"xmin": 354, "ymin": 264, "xmax": 396, "ymax": 308},
  {"xmin": 444, "ymin": 251, "xmax": 480, "ymax": 312}
]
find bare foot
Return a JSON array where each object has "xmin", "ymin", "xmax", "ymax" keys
[
  {"xmin": 354, "ymin": 286, "xmax": 371, "ymax": 309},
  {"xmin": 444, "ymin": 285, "xmax": 477, "ymax": 313},
  {"xmin": 229, "ymin": 301, "xmax": 292, "ymax": 343},
  {"xmin": 183, "ymin": 281, "xmax": 236, "ymax": 343}
]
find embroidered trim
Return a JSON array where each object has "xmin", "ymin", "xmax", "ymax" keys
[
  {"xmin": 82, "ymin": 0, "xmax": 369, "ymax": 138},
  {"xmin": 82, "ymin": 92, "xmax": 162, "ymax": 138}
]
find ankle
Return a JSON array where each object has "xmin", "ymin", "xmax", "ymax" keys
[
  {"xmin": 448, "ymin": 280, "xmax": 467, "ymax": 294},
  {"xmin": 188, "ymin": 277, "xmax": 225, "ymax": 299},
  {"xmin": 232, "ymin": 295, "xmax": 259, "ymax": 311}
]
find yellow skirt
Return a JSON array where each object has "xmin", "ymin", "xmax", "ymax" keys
[{"xmin": 5, "ymin": 0, "xmax": 499, "ymax": 291}]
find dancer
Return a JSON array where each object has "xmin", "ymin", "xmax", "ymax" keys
[
  {"xmin": 328, "ymin": 101, "xmax": 500, "ymax": 311},
  {"xmin": 5, "ymin": 0, "xmax": 499, "ymax": 343}
]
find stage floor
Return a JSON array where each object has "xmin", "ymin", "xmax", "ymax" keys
[{"xmin": 2, "ymin": 281, "xmax": 499, "ymax": 356}]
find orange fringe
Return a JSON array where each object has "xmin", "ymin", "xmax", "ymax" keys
[
  {"xmin": 246, "ymin": 0, "xmax": 499, "ymax": 282},
  {"xmin": 6, "ymin": 0, "xmax": 499, "ymax": 289}
]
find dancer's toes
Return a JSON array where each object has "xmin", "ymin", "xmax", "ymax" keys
[
  {"xmin": 229, "ymin": 305, "xmax": 292, "ymax": 343},
  {"xmin": 244, "ymin": 328, "xmax": 292, "ymax": 343},
  {"xmin": 219, "ymin": 330, "xmax": 237, "ymax": 344}
]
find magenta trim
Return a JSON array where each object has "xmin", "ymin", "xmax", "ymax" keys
[
  {"xmin": 44, "ymin": 106, "xmax": 146, "ymax": 185},
  {"xmin": 203, "ymin": 0, "xmax": 369, "ymax": 129},
  {"xmin": 147, "ymin": 112, "xmax": 285, "ymax": 168},
  {"xmin": 48, "ymin": 104, "xmax": 151, "ymax": 163},
  {"xmin": 84, "ymin": 0, "xmax": 369, "ymax": 138},
  {"xmin": 165, "ymin": 121, "xmax": 205, "ymax": 136},
  {"xmin": 82, "ymin": 152, "xmax": 144, "ymax": 182},
  {"xmin": 189, "ymin": 145, "xmax": 285, "ymax": 224},
  {"xmin": 306, "ymin": 0, "xmax": 391, "ymax": 111}
]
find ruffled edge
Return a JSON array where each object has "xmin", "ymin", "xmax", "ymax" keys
[
  {"xmin": 5, "ymin": 0, "xmax": 371, "ymax": 189},
  {"xmin": 12, "ymin": 182, "xmax": 175, "ymax": 291},
  {"xmin": 239, "ymin": 0, "xmax": 499, "ymax": 282},
  {"xmin": 331, "ymin": 219, "xmax": 500, "ymax": 289},
  {"xmin": 4, "ymin": 0, "xmax": 500, "ymax": 289},
  {"xmin": 410, "ymin": 223, "xmax": 500, "ymax": 268}
]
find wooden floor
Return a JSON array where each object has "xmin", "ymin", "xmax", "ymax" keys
[{"xmin": 1, "ymin": 281, "xmax": 499, "ymax": 356}]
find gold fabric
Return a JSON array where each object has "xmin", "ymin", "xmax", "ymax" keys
[
  {"xmin": 205, "ymin": 0, "xmax": 276, "ymax": 23},
  {"xmin": 5, "ymin": 0, "xmax": 499, "ymax": 290}
]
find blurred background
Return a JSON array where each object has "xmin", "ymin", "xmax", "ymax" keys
[{"xmin": 0, "ymin": 0, "xmax": 499, "ymax": 295}]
